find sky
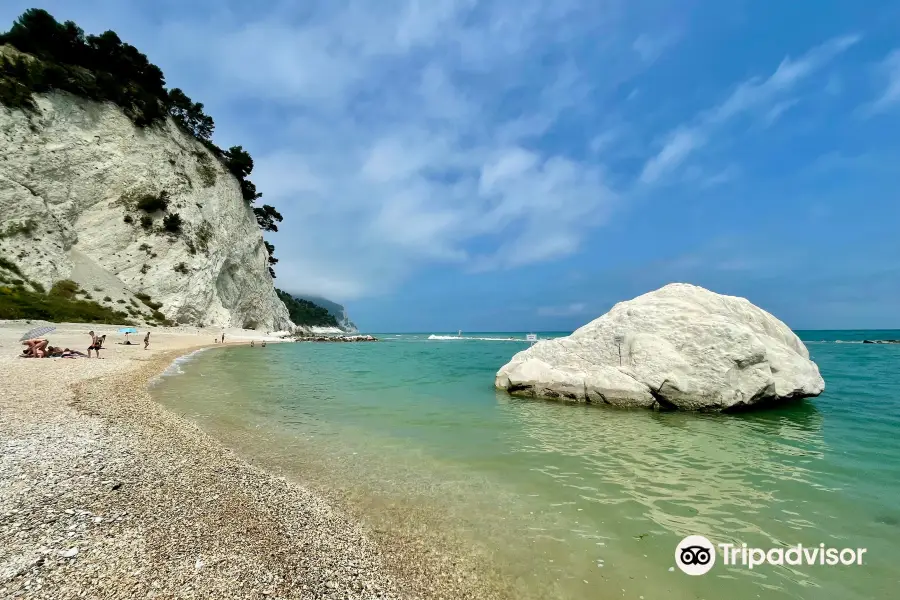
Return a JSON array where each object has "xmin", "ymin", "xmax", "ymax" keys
[{"xmin": 3, "ymin": 1, "xmax": 900, "ymax": 331}]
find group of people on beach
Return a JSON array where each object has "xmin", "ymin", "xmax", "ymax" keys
[
  {"xmin": 20, "ymin": 338, "xmax": 86, "ymax": 359},
  {"xmin": 20, "ymin": 330, "xmax": 150, "ymax": 359}
]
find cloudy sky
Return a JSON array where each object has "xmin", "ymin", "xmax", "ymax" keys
[{"xmin": 3, "ymin": 1, "xmax": 899, "ymax": 331}]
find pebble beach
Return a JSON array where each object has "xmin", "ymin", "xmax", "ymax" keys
[{"xmin": 0, "ymin": 321, "xmax": 495, "ymax": 599}]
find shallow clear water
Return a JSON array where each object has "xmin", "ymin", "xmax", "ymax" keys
[{"xmin": 152, "ymin": 331, "xmax": 900, "ymax": 600}]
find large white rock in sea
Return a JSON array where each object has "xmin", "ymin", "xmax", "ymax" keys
[{"xmin": 496, "ymin": 284, "xmax": 825, "ymax": 411}]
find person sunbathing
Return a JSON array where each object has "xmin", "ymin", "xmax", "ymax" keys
[{"xmin": 21, "ymin": 338, "xmax": 49, "ymax": 358}]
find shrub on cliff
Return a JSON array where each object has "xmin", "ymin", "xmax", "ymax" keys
[
  {"xmin": 49, "ymin": 279, "xmax": 78, "ymax": 299},
  {"xmin": 0, "ymin": 9, "xmax": 167, "ymax": 125},
  {"xmin": 1, "ymin": 9, "xmax": 284, "ymax": 275},
  {"xmin": 224, "ymin": 145, "xmax": 253, "ymax": 179},
  {"xmin": 136, "ymin": 190, "xmax": 169, "ymax": 213},
  {"xmin": 0, "ymin": 219, "xmax": 37, "ymax": 238},
  {"xmin": 0, "ymin": 286, "xmax": 134, "ymax": 323},
  {"xmin": 169, "ymin": 88, "xmax": 214, "ymax": 141},
  {"xmin": 162, "ymin": 212, "xmax": 182, "ymax": 233},
  {"xmin": 223, "ymin": 146, "xmax": 263, "ymax": 204},
  {"xmin": 265, "ymin": 240, "xmax": 279, "ymax": 278},
  {"xmin": 0, "ymin": 56, "xmax": 37, "ymax": 110},
  {"xmin": 254, "ymin": 205, "xmax": 283, "ymax": 232},
  {"xmin": 0, "ymin": 276, "xmax": 133, "ymax": 323}
]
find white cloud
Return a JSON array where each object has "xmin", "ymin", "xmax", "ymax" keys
[
  {"xmin": 864, "ymin": 49, "xmax": 900, "ymax": 115},
  {"xmin": 640, "ymin": 128, "xmax": 704, "ymax": 184},
  {"xmin": 479, "ymin": 148, "xmax": 540, "ymax": 194},
  {"xmin": 640, "ymin": 34, "xmax": 860, "ymax": 185},
  {"xmin": 588, "ymin": 130, "xmax": 620, "ymax": 154},
  {"xmin": 142, "ymin": 0, "xmax": 658, "ymax": 300},
  {"xmin": 709, "ymin": 35, "xmax": 859, "ymax": 124},
  {"xmin": 762, "ymin": 98, "xmax": 799, "ymax": 127}
]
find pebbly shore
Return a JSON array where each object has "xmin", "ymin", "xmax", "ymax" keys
[{"xmin": 0, "ymin": 321, "xmax": 502, "ymax": 599}]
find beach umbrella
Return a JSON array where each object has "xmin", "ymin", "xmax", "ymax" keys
[
  {"xmin": 118, "ymin": 327, "xmax": 138, "ymax": 334},
  {"xmin": 20, "ymin": 325, "xmax": 56, "ymax": 341}
]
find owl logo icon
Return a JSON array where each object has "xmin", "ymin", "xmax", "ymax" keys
[{"xmin": 675, "ymin": 535, "xmax": 716, "ymax": 575}]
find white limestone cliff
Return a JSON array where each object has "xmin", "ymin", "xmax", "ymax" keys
[
  {"xmin": 496, "ymin": 283, "xmax": 825, "ymax": 411},
  {"xmin": 0, "ymin": 91, "xmax": 291, "ymax": 330}
]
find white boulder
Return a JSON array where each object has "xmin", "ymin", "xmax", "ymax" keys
[{"xmin": 496, "ymin": 283, "xmax": 825, "ymax": 411}]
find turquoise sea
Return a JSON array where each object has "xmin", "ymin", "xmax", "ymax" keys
[{"xmin": 151, "ymin": 331, "xmax": 899, "ymax": 600}]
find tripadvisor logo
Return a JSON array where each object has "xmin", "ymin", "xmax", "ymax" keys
[
  {"xmin": 675, "ymin": 535, "xmax": 716, "ymax": 575},
  {"xmin": 675, "ymin": 536, "xmax": 868, "ymax": 575}
]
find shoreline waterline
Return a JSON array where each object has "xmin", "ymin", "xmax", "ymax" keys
[
  {"xmin": 151, "ymin": 333, "xmax": 900, "ymax": 600},
  {"xmin": 0, "ymin": 323, "xmax": 501, "ymax": 599},
  {"xmin": 150, "ymin": 343, "xmax": 543, "ymax": 599}
]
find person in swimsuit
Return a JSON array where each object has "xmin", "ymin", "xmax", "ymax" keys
[
  {"xmin": 144, "ymin": 331, "xmax": 150, "ymax": 350},
  {"xmin": 87, "ymin": 331, "xmax": 100, "ymax": 358},
  {"xmin": 88, "ymin": 333, "xmax": 106, "ymax": 358},
  {"xmin": 21, "ymin": 338, "xmax": 49, "ymax": 358}
]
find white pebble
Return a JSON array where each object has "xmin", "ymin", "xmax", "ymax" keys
[{"xmin": 61, "ymin": 548, "xmax": 78, "ymax": 558}]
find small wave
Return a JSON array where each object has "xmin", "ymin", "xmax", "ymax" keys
[
  {"xmin": 151, "ymin": 347, "xmax": 210, "ymax": 384},
  {"xmin": 427, "ymin": 334, "xmax": 528, "ymax": 342}
]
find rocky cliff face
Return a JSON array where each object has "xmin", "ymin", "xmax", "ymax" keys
[{"xmin": 0, "ymin": 92, "xmax": 292, "ymax": 330}]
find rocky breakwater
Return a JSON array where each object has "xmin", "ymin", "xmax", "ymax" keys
[
  {"xmin": 495, "ymin": 283, "xmax": 825, "ymax": 411},
  {"xmin": 295, "ymin": 334, "xmax": 378, "ymax": 343}
]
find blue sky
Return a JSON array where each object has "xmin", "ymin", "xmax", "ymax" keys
[{"xmin": 3, "ymin": 1, "xmax": 900, "ymax": 331}]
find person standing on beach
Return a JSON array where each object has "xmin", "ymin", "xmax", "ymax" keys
[
  {"xmin": 144, "ymin": 331, "xmax": 150, "ymax": 350},
  {"xmin": 87, "ymin": 331, "xmax": 100, "ymax": 358},
  {"xmin": 221, "ymin": 332, "xmax": 225, "ymax": 344}
]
